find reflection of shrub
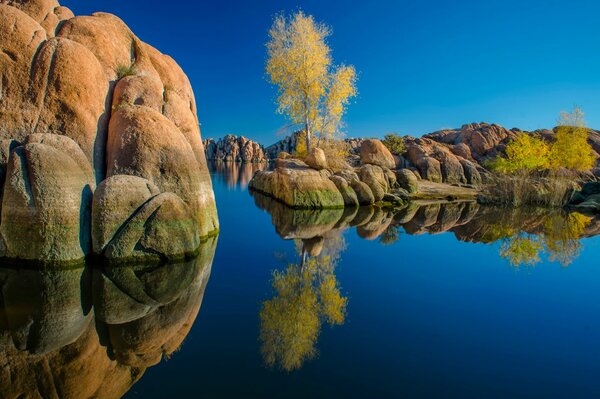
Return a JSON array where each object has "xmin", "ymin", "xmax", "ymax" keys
[
  {"xmin": 382, "ymin": 133, "xmax": 406, "ymax": 155},
  {"xmin": 500, "ymin": 235, "xmax": 542, "ymax": 267},
  {"xmin": 543, "ymin": 212, "xmax": 592, "ymax": 266},
  {"xmin": 489, "ymin": 209, "xmax": 592, "ymax": 267}
]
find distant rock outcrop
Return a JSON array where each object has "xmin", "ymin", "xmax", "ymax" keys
[
  {"xmin": 0, "ymin": 0, "xmax": 218, "ymax": 263},
  {"xmin": 203, "ymin": 135, "xmax": 267, "ymax": 163}
]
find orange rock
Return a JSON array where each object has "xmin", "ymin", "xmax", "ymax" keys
[{"xmin": 0, "ymin": 0, "xmax": 218, "ymax": 262}]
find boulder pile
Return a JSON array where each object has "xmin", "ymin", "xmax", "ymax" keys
[{"xmin": 249, "ymin": 138, "xmax": 424, "ymax": 208}]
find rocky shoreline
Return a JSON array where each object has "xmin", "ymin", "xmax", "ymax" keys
[
  {"xmin": 248, "ymin": 138, "xmax": 478, "ymax": 209},
  {"xmin": 208, "ymin": 122, "xmax": 600, "ymax": 210}
]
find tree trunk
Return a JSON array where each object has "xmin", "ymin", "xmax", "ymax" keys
[
  {"xmin": 305, "ymin": 118, "xmax": 312, "ymax": 154},
  {"xmin": 300, "ymin": 246, "xmax": 307, "ymax": 271}
]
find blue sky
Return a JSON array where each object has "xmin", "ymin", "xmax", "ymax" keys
[{"xmin": 62, "ymin": 0, "xmax": 600, "ymax": 145}]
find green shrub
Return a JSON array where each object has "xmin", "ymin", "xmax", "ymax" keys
[{"xmin": 382, "ymin": 133, "xmax": 406, "ymax": 155}]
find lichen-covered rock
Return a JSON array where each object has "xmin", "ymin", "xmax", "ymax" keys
[
  {"xmin": 439, "ymin": 153, "xmax": 466, "ymax": 184},
  {"xmin": 383, "ymin": 167, "xmax": 397, "ymax": 188},
  {"xmin": 249, "ymin": 163, "xmax": 344, "ymax": 209},
  {"xmin": 103, "ymin": 193, "xmax": 198, "ymax": 262},
  {"xmin": 0, "ymin": 0, "xmax": 218, "ymax": 262},
  {"xmin": 460, "ymin": 159, "xmax": 483, "ymax": 186},
  {"xmin": 350, "ymin": 180, "xmax": 375, "ymax": 205},
  {"xmin": 305, "ymin": 148, "xmax": 328, "ymax": 170},
  {"xmin": 92, "ymin": 175, "xmax": 160, "ymax": 253},
  {"xmin": 360, "ymin": 139, "xmax": 395, "ymax": 169},
  {"xmin": 330, "ymin": 175, "xmax": 359, "ymax": 207},
  {"xmin": 1, "ymin": 135, "xmax": 94, "ymax": 262},
  {"xmin": 416, "ymin": 156, "xmax": 442, "ymax": 183},
  {"xmin": 359, "ymin": 164, "xmax": 389, "ymax": 201},
  {"xmin": 396, "ymin": 169, "xmax": 418, "ymax": 193}
]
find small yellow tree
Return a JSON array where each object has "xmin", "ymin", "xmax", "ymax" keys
[
  {"xmin": 549, "ymin": 107, "xmax": 596, "ymax": 171},
  {"xmin": 488, "ymin": 133, "xmax": 550, "ymax": 174},
  {"xmin": 266, "ymin": 11, "xmax": 357, "ymax": 151}
]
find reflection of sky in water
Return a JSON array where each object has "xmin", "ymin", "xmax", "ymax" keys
[
  {"xmin": 125, "ymin": 166, "xmax": 600, "ymax": 398},
  {"xmin": 6, "ymin": 163, "xmax": 599, "ymax": 398}
]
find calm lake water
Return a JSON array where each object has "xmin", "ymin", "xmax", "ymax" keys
[{"xmin": 3, "ymin": 162, "xmax": 600, "ymax": 398}]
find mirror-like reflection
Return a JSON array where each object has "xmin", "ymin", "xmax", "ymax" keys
[
  {"xmin": 0, "ymin": 236, "xmax": 217, "ymax": 398},
  {"xmin": 252, "ymin": 191, "xmax": 600, "ymax": 269},
  {"xmin": 208, "ymin": 161, "xmax": 269, "ymax": 189},
  {"xmin": 260, "ymin": 232, "xmax": 348, "ymax": 372}
]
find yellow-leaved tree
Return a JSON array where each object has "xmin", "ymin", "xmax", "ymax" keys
[
  {"xmin": 266, "ymin": 11, "xmax": 357, "ymax": 152},
  {"xmin": 488, "ymin": 133, "xmax": 550, "ymax": 174},
  {"xmin": 549, "ymin": 106, "xmax": 596, "ymax": 171}
]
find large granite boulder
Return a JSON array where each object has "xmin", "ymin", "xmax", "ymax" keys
[
  {"xmin": 305, "ymin": 148, "xmax": 328, "ymax": 170},
  {"xmin": 0, "ymin": 0, "xmax": 218, "ymax": 262},
  {"xmin": 396, "ymin": 169, "xmax": 418, "ymax": 193},
  {"xmin": 249, "ymin": 161, "xmax": 344, "ymax": 209},
  {"xmin": 359, "ymin": 164, "xmax": 389, "ymax": 201},
  {"xmin": 360, "ymin": 139, "xmax": 395, "ymax": 169},
  {"xmin": 329, "ymin": 175, "xmax": 359, "ymax": 207},
  {"xmin": 1, "ymin": 134, "xmax": 94, "ymax": 262}
]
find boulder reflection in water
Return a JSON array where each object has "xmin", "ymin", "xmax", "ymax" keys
[
  {"xmin": 0, "ymin": 236, "xmax": 217, "ymax": 399},
  {"xmin": 251, "ymin": 190, "xmax": 600, "ymax": 267}
]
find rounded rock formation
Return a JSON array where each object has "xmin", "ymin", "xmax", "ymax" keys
[
  {"xmin": 0, "ymin": 0, "xmax": 218, "ymax": 263},
  {"xmin": 360, "ymin": 139, "xmax": 395, "ymax": 169},
  {"xmin": 305, "ymin": 148, "xmax": 328, "ymax": 171}
]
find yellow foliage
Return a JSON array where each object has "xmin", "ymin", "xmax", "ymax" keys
[
  {"xmin": 499, "ymin": 235, "xmax": 543, "ymax": 267},
  {"xmin": 294, "ymin": 131, "xmax": 308, "ymax": 159},
  {"xmin": 317, "ymin": 139, "xmax": 351, "ymax": 171},
  {"xmin": 543, "ymin": 212, "xmax": 591, "ymax": 266},
  {"xmin": 266, "ymin": 12, "xmax": 357, "ymax": 147},
  {"xmin": 489, "ymin": 107, "xmax": 596, "ymax": 175},
  {"xmin": 259, "ymin": 252, "xmax": 347, "ymax": 371},
  {"xmin": 548, "ymin": 107, "xmax": 595, "ymax": 171},
  {"xmin": 488, "ymin": 133, "xmax": 550, "ymax": 174}
]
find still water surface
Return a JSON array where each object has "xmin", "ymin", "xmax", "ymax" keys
[{"xmin": 3, "ymin": 162, "xmax": 600, "ymax": 398}]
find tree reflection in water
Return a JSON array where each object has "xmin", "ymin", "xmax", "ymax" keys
[
  {"xmin": 253, "ymin": 191, "xmax": 600, "ymax": 371},
  {"xmin": 252, "ymin": 190, "xmax": 600, "ymax": 272},
  {"xmin": 492, "ymin": 211, "xmax": 592, "ymax": 267},
  {"xmin": 260, "ymin": 234, "xmax": 348, "ymax": 372}
]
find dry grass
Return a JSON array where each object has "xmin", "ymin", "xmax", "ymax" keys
[
  {"xmin": 483, "ymin": 172, "xmax": 578, "ymax": 207},
  {"xmin": 316, "ymin": 139, "xmax": 351, "ymax": 172}
]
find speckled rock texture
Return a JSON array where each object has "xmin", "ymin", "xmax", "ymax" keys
[{"xmin": 0, "ymin": 0, "xmax": 218, "ymax": 263}]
